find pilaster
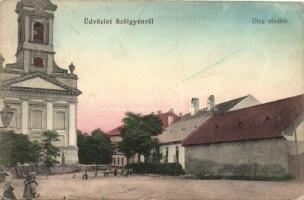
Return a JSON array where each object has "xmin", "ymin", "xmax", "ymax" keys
[
  {"xmin": 68, "ymin": 103, "xmax": 76, "ymax": 146},
  {"xmin": 21, "ymin": 97, "xmax": 29, "ymax": 135},
  {"xmin": 46, "ymin": 99, "xmax": 53, "ymax": 130}
]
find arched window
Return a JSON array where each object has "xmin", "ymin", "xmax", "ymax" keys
[{"xmin": 33, "ymin": 22, "xmax": 44, "ymax": 43}]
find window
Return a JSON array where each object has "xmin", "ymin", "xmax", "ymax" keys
[
  {"xmin": 113, "ymin": 158, "xmax": 116, "ymax": 165},
  {"xmin": 33, "ymin": 22, "xmax": 44, "ymax": 43},
  {"xmin": 121, "ymin": 157, "xmax": 124, "ymax": 165},
  {"xmin": 32, "ymin": 110, "xmax": 42, "ymax": 129},
  {"xmin": 117, "ymin": 158, "xmax": 120, "ymax": 165},
  {"xmin": 33, "ymin": 57, "xmax": 44, "ymax": 67},
  {"xmin": 175, "ymin": 146, "xmax": 179, "ymax": 163},
  {"xmin": 55, "ymin": 111, "xmax": 65, "ymax": 130},
  {"xmin": 165, "ymin": 147, "xmax": 169, "ymax": 163},
  {"xmin": 9, "ymin": 109, "xmax": 18, "ymax": 128}
]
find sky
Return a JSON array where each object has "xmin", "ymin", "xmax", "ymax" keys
[{"xmin": 0, "ymin": 0, "xmax": 303, "ymax": 133}]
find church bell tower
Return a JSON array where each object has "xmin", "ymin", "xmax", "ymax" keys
[{"xmin": 15, "ymin": 0, "xmax": 66, "ymax": 74}]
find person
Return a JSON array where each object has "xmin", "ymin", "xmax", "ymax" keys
[
  {"xmin": 83, "ymin": 170, "xmax": 88, "ymax": 180},
  {"xmin": 2, "ymin": 182, "xmax": 17, "ymax": 200},
  {"xmin": 114, "ymin": 168, "xmax": 117, "ymax": 176},
  {"xmin": 23, "ymin": 172, "xmax": 38, "ymax": 200}
]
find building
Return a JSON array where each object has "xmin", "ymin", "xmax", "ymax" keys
[
  {"xmin": 182, "ymin": 94, "xmax": 304, "ymax": 178},
  {"xmin": 106, "ymin": 110, "xmax": 180, "ymax": 167},
  {"xmin": 0, "ymin": 0, "xmax": 81, "ymax": 164},
  {"xmin": 157, "ymin": 95, "xmax": 260, "ymax": 168}
]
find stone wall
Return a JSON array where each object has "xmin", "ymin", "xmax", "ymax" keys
[{"xmin": 185, "ymin": 138, "xmax": 289, "ymax": 178}]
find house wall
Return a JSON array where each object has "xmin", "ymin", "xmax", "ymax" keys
[
  {"xmin": 159, "ymin": 143, "xmax": 185, "ymax": 168},
  {"xmin": 229, "ymin": 95, "xmax": 260, "ymax": 111},
  {"xmin": 185, "ymin": 138, "xmax": 289, "ymax": 178},
  {"xmin": 284, "ymin": 113, "xmax": 304, "ymax": 155}
]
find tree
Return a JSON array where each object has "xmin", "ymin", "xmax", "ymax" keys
[
  {"xmin": 90, "ymin": 128, "xmax": 113, "ymax": 165},
  {"xmin": 0, "ymin": 130, "xmax": 41, "ymax": 167},
  {"xmin": 40, "ymin": 130, "xmax": 61, "ymax": 176},
  {"xmin": 119, "ymin": 112, "xmax": 163, "ymax": 163},
  {"xmin": 77, "ymin": 129, "xmax": 113, "ymax": 165}
]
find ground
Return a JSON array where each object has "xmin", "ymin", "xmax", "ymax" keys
[{"xmin": 1, "ymin": 172, "xmax": 304, "ymax": 200}]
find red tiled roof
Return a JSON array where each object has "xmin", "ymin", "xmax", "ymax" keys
[
  {"xmin": 182, "ymin": 94, "xmax": 304, "ymax": 146},
  {"xmin": 157, "ymin": 112, "xmax": 181, "ymax": 129},
  {"xmin": 106, "ymin": 125, "xmax": 124, "ymax": 137},
  {"xmin": 106, "ymin": 111, "xmax": 181, "ymax": 137}
]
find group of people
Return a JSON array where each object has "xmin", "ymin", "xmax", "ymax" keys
[
  {"xmin": 79, "ymin": 168, "xmax": 133, "ymax": 180},
  {"xmin": 2, "ymin": 172, "xmax": 38, "ymax": 200}
]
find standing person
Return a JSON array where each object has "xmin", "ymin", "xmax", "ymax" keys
[
  {"xmin": 23, "ymin": 172, "xmax": 38, "ymax": 200},
  {"xmin": 2, "ymin": 182, "xmax": 17, "ymax": 200},
  {"xmin": 84, "ymin": 170, "xmax": 88, "ymax": 180}
]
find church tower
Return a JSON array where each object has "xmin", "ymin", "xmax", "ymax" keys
[
  {"xmin": 12, "ymin": 0, "xmax": 67, "ymax": 75},
  {"xmin": 0, "ymin": 0, "xmax": 81, "ymax": 164}
]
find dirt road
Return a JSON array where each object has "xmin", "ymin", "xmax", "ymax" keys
[{"xmin": 0, "ymin": 172, "xmax": 303, "ymax": 200}]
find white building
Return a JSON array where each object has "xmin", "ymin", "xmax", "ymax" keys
[
  {"xmin": 0, "ymin": 0, "xmax": 81, "ymax": 164},
  {"xmin": 157, "ymin": 95, "xmax": 260, "ymax": 168}
]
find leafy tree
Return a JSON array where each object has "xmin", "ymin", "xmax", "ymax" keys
[
  {"xmin": 77, "ymin": 129, "xmax": 113, "ymax": 165},
  {"xmin": 0, "ymin": 130, "xmax": 41, "ymax": 167},
  {"xmin": 119, "ymin": 112, "xmax": 163, "ymax": 163},
  {"xmin": 40, "ymin": 130, "xmax": 61, "ymax": 175},
  {"xmin": 142, "ymin": 114, "xmax": 163, "ymax": 136}
]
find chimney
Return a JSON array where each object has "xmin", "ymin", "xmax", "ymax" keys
[
  {"xmin": 169, "ymin": 108, "xmax": 174, "ymax": 113},
  {"xmin": 207, "ymin": 95, "xmax": 215, "ymax": 112},
  {"xmin": 190, "ymin": 98, "xmax": 199, "ymax": 116},
  {"xmin": 179, "ymin": 112, "xmax": 183, "ymax": 116},
  {"xmin": 157, "ymin": 110, "xmax": 162, "ymax": 115}
]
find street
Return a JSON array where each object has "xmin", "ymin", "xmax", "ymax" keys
[{"xmin": 0, "ymin": 172, "xmax": 303, "ymax": 200}]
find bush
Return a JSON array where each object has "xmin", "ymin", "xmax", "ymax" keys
[{"xmin": 125, "ymin": 163, "xmax": 185, "ymax": 176}]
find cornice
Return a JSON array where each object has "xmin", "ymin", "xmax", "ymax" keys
[{"xmin": 0, "ymin": 72, "xmax": 82, "ymax": 96}]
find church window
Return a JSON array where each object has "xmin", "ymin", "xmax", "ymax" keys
[
  {"xmin": 33, "ymin": 22, "xmax": 44, "ymax": 43},
  {"xmin": 32, "ymin": 110, "xmax": 43, "ymax": 129},
  {"xmin": 33, "ymin": 57, "xmax": 44, "ymax": 67},
  {"xmin": 55, "ymin": 111, "xmax": 66, "ymax": 130},
  {"xmin": 9, "ymin": 109, "xmax": 18, "ymax": 128}
]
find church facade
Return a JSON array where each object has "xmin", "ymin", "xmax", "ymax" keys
[{"xmin": 0, "ymin": 0, "xmax": 81, "ymax": 164}]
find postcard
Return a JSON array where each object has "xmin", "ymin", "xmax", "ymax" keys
[{"xmin": 0, "ymin": 0, "xmax": 303, "ymax": 199}]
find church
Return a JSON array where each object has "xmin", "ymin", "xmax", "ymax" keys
[{"xmin": 0, "ymin": 0, "xmax": 81, "ymax": 164}]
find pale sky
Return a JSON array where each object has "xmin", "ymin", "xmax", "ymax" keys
[{"xmin": 0, "ymin": 0, "xmax": 303, "ymax": 133}]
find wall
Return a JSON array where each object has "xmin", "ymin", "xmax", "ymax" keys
[
  {"xmin": 229, "ymin": 95, "xmax": 260, "ymax": 111},
  {"xmin": 159, "ymin": 143, "xmax": 185, "ymax": 169},
  {"xmin": 185, "ymin": 138, "xmax": 289, "ymax": 178},
  {"xmin": 284, "ymin": 113, "xmax": 304, "ymax": 155}
]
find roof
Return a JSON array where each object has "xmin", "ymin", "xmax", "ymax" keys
[
  {"xmin": 106, "ymin": 111, "xmax": 180, "ymax": 137},
  {"xmin": 158, "ymin": 115, "xmax": 210, "ymax": 144},
  {"xmin": 107, "ymin": 125, "xmax": 124, "ymax": 137},
  {"xmin": 158, "ymin": 95, "xmax": 257, "ymax": 144},
  {"xmin": 0, "ymin": 72, "xmax": 81, "ymax": 96},
  {"xmin": 16, "ymin": 0, "xmax": 57, "ymax": 13},
  {"xmin": 182, "ymin": 94, "xmax": 304, "ymax": 146},
  {"xmin": 181, "ymin": 95, "xmax": 249, "ymax": 121}
]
